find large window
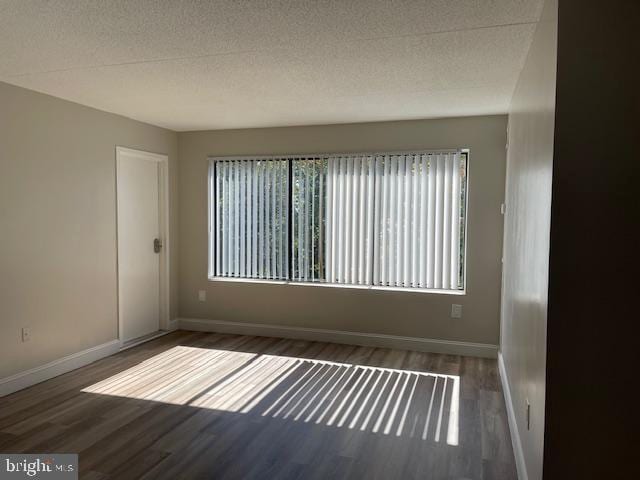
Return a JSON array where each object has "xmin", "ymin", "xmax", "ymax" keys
[{"xmin": 209, "ymin": 150, "xmax": 468, "ymax": 292}]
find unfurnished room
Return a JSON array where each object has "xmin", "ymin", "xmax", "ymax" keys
[{"xmin": 0, "ymin": 1, "xmax": 636, "ymax": 479}]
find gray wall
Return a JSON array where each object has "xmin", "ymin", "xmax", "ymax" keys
[
  {"xmin": 0, "ymin": 81, "xmax": 178, "ymax": 379},
  {"xmin": 178, "ymin": 116, "xmax": 506, "ymax": 346},
  {"xmin": 500, "ymin": 0, "xmax": 557, "ymax": 479}
]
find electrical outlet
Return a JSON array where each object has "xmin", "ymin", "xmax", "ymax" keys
[
  {"xmin": 526, "ymin": 398, "xmax": 531, "ymax": 430},
  {"xmin": 21, "ymin": 327, "xmax": 31, "ymax": 343},
  {"xmin": 198, "ymin": 290, "xmax": 207, "ymax": 302},
  {"xmin": 451, "ymin": 304, "xmax": 463, "ymax": 319}
]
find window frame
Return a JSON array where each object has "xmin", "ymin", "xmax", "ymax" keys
[{"xmin": 208, "ymin": 149, "xmax": 469, "ymax": 295}]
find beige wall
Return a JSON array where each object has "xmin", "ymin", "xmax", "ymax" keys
[
  {"xmin": 0, "ymin": 81, "xmax": 178, "ymax": 379},
  {"xmin": 500, "ymin": 0, "xmax": 557, "ymax": 479},
  {"xmin": 178, "ymin": 115, "xmax": 506, "ymax": 345}
]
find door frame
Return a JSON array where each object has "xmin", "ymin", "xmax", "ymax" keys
[{"xmin": 115, "ymin": 146, "xmax": 170, "ymax": 347}]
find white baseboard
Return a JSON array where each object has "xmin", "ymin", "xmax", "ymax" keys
[
  {"xmin": 167, "ymin": 318, "xmax": 180, "ymax": 331},
  {"xmin": 0, "ymin": 340, "xmax": 120, "ymax": 398},
  {"xmin": 178, "ymin": 318, "xmax": 498, "ymax": 358},
  {"xmin": 498, "ymin": 352, "xmax": 528, "ymax": 480},
  {"xmin": 119, "ymin": 330, "xmax": 173, "ymax": 351}
]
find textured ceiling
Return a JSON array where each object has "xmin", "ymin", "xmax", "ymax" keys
[{"xmin": 0, "ymin": 1, "xmax": 543, "ymax": 131}]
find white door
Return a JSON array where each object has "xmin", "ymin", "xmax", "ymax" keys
[{"xmin": 117, "ymin": 148, "xmax": 162, "ymax": 342}]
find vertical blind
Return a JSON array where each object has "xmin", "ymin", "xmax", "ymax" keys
[
  {"xmin": 210, "ymin": 150, "xmax": 467, "ymax": 291},
  {"xmin": 324, "ymin": 156, "xmax": 376, "ymax": 285},
  {"xmin": 212, "ymin": 159, "xmax": 288, "ymax": 279},
  {"xmin": 373, "ymin": 152, "xmax": 463, "ymax": 290}
]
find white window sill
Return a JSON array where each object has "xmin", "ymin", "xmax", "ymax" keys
[{"xmin": 207, "ymin": 276, "xmax": 466, "ymax": 295}]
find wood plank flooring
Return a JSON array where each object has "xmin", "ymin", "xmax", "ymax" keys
[{"xmin": 0, "ymin": 331, "xmax": 516, "ymax": 479}]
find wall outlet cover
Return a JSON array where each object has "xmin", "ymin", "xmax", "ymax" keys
[
  {"xmin": 451, "ymin": 304, "xmax": 463, "ymax": 319},
  {"xmin": 21, "ymin": 327, "xmax": 31, "ymax": 342}
]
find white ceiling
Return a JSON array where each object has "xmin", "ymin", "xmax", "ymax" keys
[{"xmin": 0, "ymin": 1, "xmax": 543, "ymax": 131}]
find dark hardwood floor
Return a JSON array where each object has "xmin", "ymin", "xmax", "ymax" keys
[{"xmin": 0, "ymin": 331, "xmax": 516, "ymax": 479}]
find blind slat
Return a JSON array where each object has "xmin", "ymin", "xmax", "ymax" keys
[
  {"xmin": 215, "ymin": 163, "xmax": 221, "ymax": 276},
  {"xmin": 366, "ymin": 157, "xmax": 375, "ymax": 284},
  {"xmin": 280, "ymin": 161, "xmax": 284, "ymax": 279},
  {"xmin": 372, "ymin": 157, "xmax": 383, "ymax": 285},
  {"xmin": 258, "ymin": 162, "xmax": 264, "ymax": 278},
  {"xmin": 304, "ymin": 162, "xmax": 310, "ymax": 280},
  {"xmin": 251, "ymin": 162, "xmax": 258, "ymax": 277},
  {"xmin": 311, "ymin": 162, "xmax": 316, "ymax": 280},
  {"xmin": 234, "ymin": 161, "xmax": 240, "ymax": 277},
  {"xmin": 240, "ymin": 161, "xmax": 246, "ymax": 277},
  {"xmin": 443, "ymin": 153, "xmax": 452, "ymax": 288},
  {"xmin": 337, "ymin": 158, "xmax": 345, "ymax": 283},
  {"xmin": 411, "ymin": 155, "xmax": 420, "ymax": 287},
  {"xmin": 220, "ymin": 163, "xmax": 226, "ymax": 275},
  {"xmin": 326, "ymin": 159, "xmax": 334, "ymax": 282},
  {"xmin": 403, "ymin": 155, "xmax": 411, "ymax": 287},
  {"xmin": 427, "ymin": 155, "xmax": 436, "ymax": 287},
  {"xmin": 381, "ymin": 157, "xmax": 390, "ymax": 285},
  {"xmin": 265, "ymin": 162, "xmax": 271, "ymax": 279},
  {"xmin": 226, "ymin": 162, "xmax": 232, "ymax": 275},
  {"xmin": 358, "ymin": 157, "xmax": 368, "ymax": 284},
  {"xmin": 450, "ymin": 153, "xmax": 461, "ymax": 289},
  {"xmin": 351, "ymin": 156, "xmax": 360, "ymax": 284},
  {"xmin": 272, "ymin": 162, "xmax": 277, "ymax": 279},
  {"xmin": 318, "ymin": 161, "xmax": 324, "ymax": 281},
  {"xmin": 344, "ymin": 157, "xmax": 352, "ymax": 284},
  {"xmin": 434, "ymin": 154, "xmax": 444, "ymax": 289},
  {"xmin": 419, "ymin": 155, "xmax": 428, "ymax": 287},
  {"xmin": 297, "ymin": 162, "xmax": 302, "ymax": 280},
  {"xmin": 389, "ymin": 156, "xmax": 397, "ymax": 286}
]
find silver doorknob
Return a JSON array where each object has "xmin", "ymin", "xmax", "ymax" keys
[{"xmin": 154, "ymin": 238, "xmax": 162, "ymax": 253}]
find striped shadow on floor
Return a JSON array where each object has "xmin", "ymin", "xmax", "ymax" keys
[{"xmin": 82, "ymin": 345, "xmax": 460, "ymax": 444}]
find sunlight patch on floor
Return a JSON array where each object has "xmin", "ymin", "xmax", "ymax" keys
[{"xmin": 82, "ymin": 345, "xmax": 460, "ymax": 445}]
